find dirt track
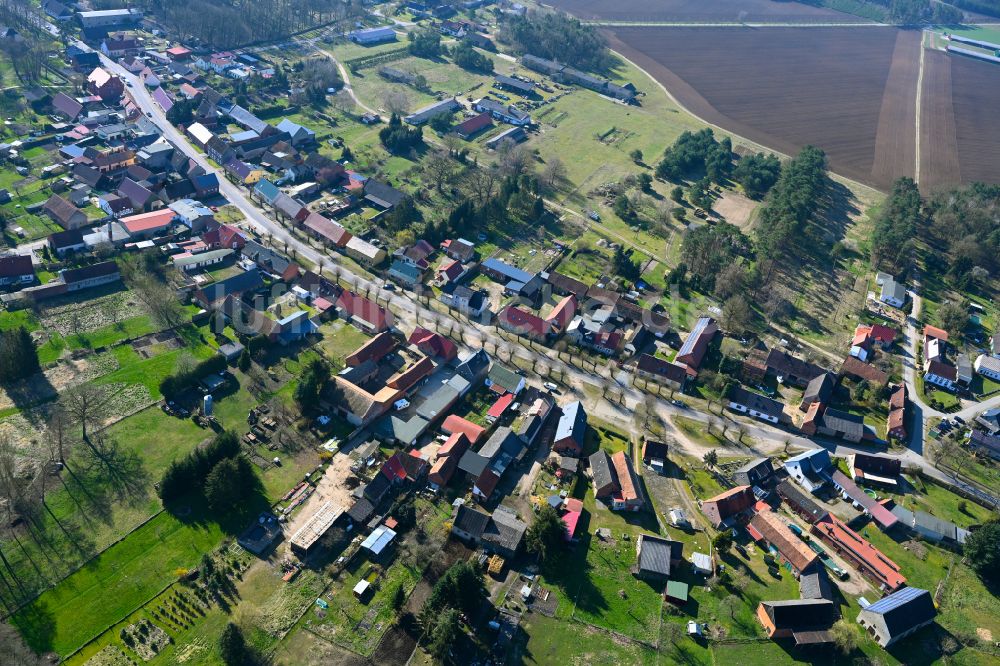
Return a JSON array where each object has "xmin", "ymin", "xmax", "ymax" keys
[{"xmin": 543, "ymin": 0, "xmax": 865, "ymax": 23}]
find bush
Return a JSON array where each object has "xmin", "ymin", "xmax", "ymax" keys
[{"xmin": 159, "ymin": 354, "xmax": 228, "ymax": 398}]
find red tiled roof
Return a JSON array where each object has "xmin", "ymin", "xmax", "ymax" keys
[
  {"xmin": 437, "ymin": 432, "xmax": 469, "ymax": 459},
  {"xmin": 610, "ymin": 451, "xmax": 638, "ymax": 503},
  {"xmin": 498, "ymin": 305, "xmax": 550, "ymax": 338},
  {"xmin": 336, "ymin": 291, "xmax": 389, "ymax": 330},
  {"xmin": 811, "ymin": 515, "xmax": 905, "ymax": 591},
  {"xmin": 454, "ymin": 111, "xmax": 492, "ymax": 136},
  {"xmin": 121, "ymin": 209, "xmax": 175, "ymax": 234},
  {"xmin": 386, "ymin": 356, "xmax": 435, "ymax": 391},
  {"xmin": 924, "ymin": 325, "xmax": 949, "ymax": 342},
  {"xmin": 345, "ymin": 331, "xmax": 396, "ymax": 367},
  {"xmin": 381, "ymin": 454, "xmax": 407, "ymax": 481},
  {"xmin": 441, "ymin": 414, "xmax": 486, "ymax": 444},
  {"xmin": 546, "ymin": 294, "xmax": 577, "ymax": 328},
  {"xmin": 203, "ymin": 223, "xmax": 246, "ymax": 249},
  {"xmin": 488, "ymin": 393, "xmax": 515, "ymax": 419},
  {"xmin": 408, "ymin": 326, "xmax": 457, "ymax": 361},
  {"xmin": 749, "ymin": 510, "xmax": 819, "ymax": 573}
]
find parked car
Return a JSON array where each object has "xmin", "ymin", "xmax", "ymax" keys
[{"xmin": 543, "ymin": 382, "xmax": 558, "ymax": 392}]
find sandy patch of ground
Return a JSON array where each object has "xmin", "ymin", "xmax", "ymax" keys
[
  {"xmin": 713, "ymin": 190, "xmax": 759, "ymax": 229},
  {"xmin": 976, "ymin": 627, "xmax": 992, "ymax": 642},
  {"xmin": 283, "ymin": 452, "xmax": 358, "ymax": 556}
]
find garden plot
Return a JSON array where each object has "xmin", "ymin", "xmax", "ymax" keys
[
  {"xmin": 0, "ymin": 350, "xmax": 120, "ymax": 413},
  {"xmin": 83, "ymin": 646, "xmax": 133, "ymax": 666},
  {"xmin": 40, "ymin": 290, "xmax": 149, "ymax": 338},
  {"xmin": 132, "ymin": 331, "xmax": 182, "ymax": 359},
  {"xmin": 119, "ymin": 620, "xmax": 169, "ymax": 661}
]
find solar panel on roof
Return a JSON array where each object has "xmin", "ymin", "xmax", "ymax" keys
[{"xmin": 864, "ymin": 586, "xmax": 924, "ymax": 613}]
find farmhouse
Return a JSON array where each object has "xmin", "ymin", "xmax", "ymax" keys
[
  {"xmin": 923, "ymin": 359, "xmax": 957, "ymax": 391},
  {"xmin": 634, "ymin": 353, "xmax": 688, "ymax": 390},
  {"xmin": 783, "ymin": 449, "xmax": 832, "ymax": 494},
  {"xmin": 675, "ymin": 316, "xmax": 717, "ymax": 370},
  {"xmin": 552, "ymin": 400, "xmax": 587, "ymax": 456},
  {"xmin": 733, "ymin": 457, "xmax": 774, "ymax": 488},
  {"xmin": 641, "ymin": 439, "xmax": 668, "ymax": 474},
  {"xmin": 800, "ymin": 372, "xmax": 834, "ymax": 412},
  {"xmin": 588, "ymin": 450, "xmax": 643, "ymax": 511},
  {"xmin": 747, "ymin": 510, "xmax": 819, "ymax": 577},
  {"xmin": 727, "ymin": 387, "xmax": 786, "ymax": 424},
  {"xmin": 856, "ymin": 587, "xmax": 936, "ymax": 648},
  {"xmin": 701, "ymin": 485, "xmax": 754, "ymax": 528},
  {"xmin": 756, "ymin": 600, "xmax": 835, "ymax": 644},
  {"xmin": 766, "ymin": 349, "xmax": 826, "ymax": 387},
  {"xmin": 849, "ymin": 453, "xmax": 900, "ymax": 488},
  {"xmin": 634, "ymin": 534, "xmax": 683, "ymax": 580},
  {"xmin": 811, "ymin": 515, "xmax": 906, "ymax": 592},
  {"xmin": 0, "ymin": 255, "xmax": 34, "ymax": 287}
]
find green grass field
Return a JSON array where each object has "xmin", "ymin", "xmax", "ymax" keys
[{"xmin": 11, "ymin": 509, "xmax": 226, "ymax": 656}]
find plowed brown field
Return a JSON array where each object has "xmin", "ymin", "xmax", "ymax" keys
[
  {"xmin": 542, "ymin": 0, "xmax": 865, "ymax": 23},
  {"xmin": 604, "ymin": 27, "xmax": 918, "ymax": 190},
  {"xmin": 950, "ymin": 54, "xmax": 1000, "ymax": 186}
]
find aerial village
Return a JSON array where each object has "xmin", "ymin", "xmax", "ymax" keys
[{"xmin": 0, "ymin": 2, "xmax": 997, "ymax": 665}]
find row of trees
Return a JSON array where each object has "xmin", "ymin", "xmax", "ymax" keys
[
  {"xmin": 0, "ymin": 326, "xmax": 40, "ymax": 384},
  {"xmin": 499, "ymin": 12, "xmax": 613, "ymax": 72},
  {"xmin": 870, "ymin": 176, "xmax": 921, "ymax": 275},
  {"xmin": 451, "ymin": 42, "xmax": 493, "ymax": 73},
  {"xmin": 753, "ymin": 145, "xmax": 829, "ymax": 279},
  {"xmin": 139, "ymin": 0, "xmax": 366, "ymax": 49}
]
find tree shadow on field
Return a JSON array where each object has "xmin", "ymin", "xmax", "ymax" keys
[{"xmin": 9, "ymin": 597, "xmax": 57, "ymax": 655}]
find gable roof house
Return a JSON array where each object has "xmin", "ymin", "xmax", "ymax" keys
[
  {"xmin": 363, "ymin": 179, "xmax": 407, "ymax": 210},
  {"xmin": 336, "ymin": 290, "xmax": 391, "ymax": 333},
  {"xmin": 701, "ymin": 485, "xmax": 755, "ymax": 528},
  {"xmin": 748, "ymin": 510, "xmax": 820, "ymax": 576},
  {"xmin": 850, "ymin": 453, "xmax": 901, "ymax": 488},
  {"xmin": 887, "ymin": 384, "xmax": 908, "ymax": 441},
  {"xmin": 727, "ymin": 387, "xmax": 787, "ymax": 424},
  {"xmin": 194, "ymin": 269, "xmax": 264, "ymax": 309},
  {"xmin": 408, "ymin": 327, "xmax": 457, "ymax": 361},
  {"xmin": 840, "ymin": 355, "xmax": 889, "ymax": 386},
  {"xmin": 588, "ymin": 450, "xmax": 643, "ymax": 512},
  {"xmin": 87, "ymin": 67, "xmax": 124, "ymax": 101},
  {"xmin": 675, "ymin": 316, "xmax": 717, "ymax": 371},
  {"xmin": 811, "ymin": 515, "xmax": 906, "ymax": 592},
  {"xmin": 815, "ymin": 407, "xmax": 866, "ymax": 443},
  {"xmin": 856, "ymin": 587, "xmax": 936, "ymax": 648},
  {"xmin": 783, "ymin": 449, "xmax": 832, "ymax": 494},
  {"xmin": 52, "ymin": 92, "xmax": 83, "ymax": 121},
  {"xmin": 43, "ymin": 194, "xmax": 87, "ymax": 230},
  {"xmin": 497, "ymin": 305, "xmax": 550, "ymax": 341},
  {"xmin": 552, "ymin": 400, "xmax": 587, "ymax": 456},
  {"xmin": 634, "ymin": 534, "xmax": 683, "ymax": 580},
  {"xmin": 47, "ymin": 229, "xmax": 87, "ymax": 257},
  {"xmin": 733, "ymin": 457, "xmax": 775, "ymax": 488},
  {"xmin": 485, "ymin": 363, "xmax": 525, "ymax": 396},
  {"xmin": 634, "ymin": 353, "xmax": 688, "ymax": 391},
  {"xmin": 766, "ymin": 349, "xmax": 827, "ymax": 387},
  {"xmin": 641, "ymin": 440, "xmax": 669, "ymax": 474},
  {"xmin": 776, "ymin": 479, "xmax": 829, "ymax": 524},
  {"xmin": 756, "ymin": 599, "xmax": 835, "ymax": 644},
  {"xmin": 800, "ymin": 372, "xmax": 835, "ymax": 412},
  {"xmin": 0, "ymin": 255, "xmax": 34, "ymax": 287},
  {"xmin": 241, "ymin": 240, "xmax": 299, "ymax": 282},
  {"xmin": 923, "ymin": 359, "xmax": 957, "ymax": 391}
]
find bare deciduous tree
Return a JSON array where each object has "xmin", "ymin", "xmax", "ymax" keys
[
  {"xmin": 382, "ymin": 89, "xmax": 411, "ymax": 116},
  {"xmin": 63, "ymin": 384, "xmax": 112, "ymax": 444}
]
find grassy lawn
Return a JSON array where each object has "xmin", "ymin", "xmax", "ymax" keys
[
  {"xmin": 65, "ymin": 315, "xmax": 157, "ymax": 351},
  {"xmin": 315, "ymin": 319, "xmax": 372, "ymax": 368},
  {"xmin": 304, "ymin": 556, "xmax": 420, "ymax": 656},
  {"xmin": 888, "ymin": 475, "xmax": 994, "ymax": 528},
  {"xmin": 516, "ymin": 612, "xmax": 658, "ymax": 665},
  {"xmin": 11, "ymin": 508, "xmax": 226, "ymax": 657}
]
